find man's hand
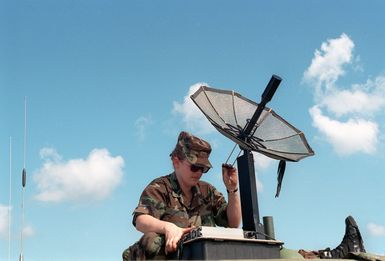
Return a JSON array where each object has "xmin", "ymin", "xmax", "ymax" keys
[
  {"xmin": 222, "ymin": 163, "xmax": 238, "ymax": 192},
  {"xmin": 163, "ymin": 223, "xmax": 194, "ymax": 254}
]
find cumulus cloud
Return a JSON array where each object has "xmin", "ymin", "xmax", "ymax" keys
[
  {"xmin": 40, "ymin": 147, "xmax": 62, "ymax": 162},
  {"xmin": 309, "ymin": 106, "xmax": 378, "ymax": 155},
  {"xmin": 367, "ymin": 222, "xmax": 385, "ymax": 237},
  {"xmin": 22, "ymin": 225, "xmax": 35, "ymax": 238},
  {"xmin": 252, "ymin": 152, "xmax": 274, "ymax": 192},
  {"xmin": 304, "ymin": 34, "xmax": 384, "ymax": 155},
  {"xmin": 34, "ymin": 148, "xmax": 124, "ymax": 203},
  {"xmin": 0, "ymin": 204, "xmax": 34, "ymax": 240},
  {"xmin": 303, "ymin": 33, "xmax": 354, "ymax": 95},
  {"xmin": 134, "ymin": 114, "xmax": 153, "ymax": 142},
  {"xmin": 0, "ymin": 204, "xmax": 10, "ymax": 238},
  {"xmin": 172, "ymin": 82, "xmax": 215, "ymax": 134},
  {"xmin": 322, "ymin": 76, "xmax": 385, "ymax": 117}
]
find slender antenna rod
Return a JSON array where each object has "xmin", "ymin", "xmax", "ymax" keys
[
  {"xmin": 225, "ymin": 143, "xmax": 237, "ymax": 164},
  {"xmin": 20, "ymin": 97, "xmax": 27, "ymax": 261},
  {"xmin": 9, "ymin": 137, "xmax": 12, "ymax": 261}
]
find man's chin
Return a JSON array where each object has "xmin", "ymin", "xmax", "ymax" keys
[{"xmin": 190, "ymin": 178, "xmax": 200, "ymax": 185}]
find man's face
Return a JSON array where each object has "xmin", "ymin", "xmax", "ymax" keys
[{"xmin": 176, "ymin": 158, "xmax": 204, "ymax": 188}]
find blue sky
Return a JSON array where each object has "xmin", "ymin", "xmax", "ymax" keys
[{"xmin": 1, "ymin": 1, "xmax": 385, "ymax": 260}]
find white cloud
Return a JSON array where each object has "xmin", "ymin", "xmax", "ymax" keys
[
  {"xmin": 0, "ymin": 204, "xmax": 10, "ymax": 238},
  {"xmin": 252, "ymin": 152, "xmax": 274, "ymax": 192},
  {"xmin": 40, "ymin": 147, "xmax": 62, "ymax": 162},
  {"xmin": 322, "ymin": 76, "xmax": 385, "ymax": 117},
  {"xmin": 322, "ymin": 90, "xmax": 376, "ymax": 117},
  {"xmin": 304, "ymin": 34, "xmax": 384, "ymax": 155},
  {"xmin": 22, "ymin": 225, "xmax": 35, "ymax": 238},
  {"xmin": 172, "ymin": 82, "xmax": 215, "ymax": 134},
  {"xmin": 309, "ymin": 106, "xmax": 378, "ymax": 155},
  {"xmin": 34, "ymin": 148, "xmax": 124, "ymax": 203},
  {"xmin": 303, "ymin": 33, "xmax": 354, "ymax": 95},
  {"xmin": 134, "ymin": 114, "xmax": 153, "ymax": 142},
  {"xmin": 253, "ymin": 152, "xmax": 274, "ymax": 170},
  {"xmin": 367, "ymin": 222, "xmax": 385, "ymax": 237},
  {"xmin": 0, "ymin": 205, "xmax": 34, "ymax": 240}
]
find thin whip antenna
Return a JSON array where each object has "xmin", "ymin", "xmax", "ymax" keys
[
  {"xmin": 23, "ymin": 97, "xmax": 27, "ymax": 169},
  {"xmin": 9, "ymin": 137, "xmax": 12, "ymax": 261},
  {"xmin": 231, "ymin": 149, "xmax": 242, "ymax": 167},
  {"xmin": 224, "ymin": 143, "xmax": 243, "ymax": 167},
  {"xmin": 20, "ymin": 97, "xmax": 27, "ymax": 261},
  {"xmin": 224, "ymin": 144, "xmax": 237, "ymax": 164}
]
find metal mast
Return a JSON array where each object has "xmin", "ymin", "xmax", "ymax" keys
[
  {"xmin": 19, "ymin": 97, "xmax": 27, "ymax": 261},
  {"xmin": 9, "ymin": 137, "xmax": 12, "ymax": 261},
  {"xmin": 237, "ymin": 75, "xmax": 282, "ymax": 237}
]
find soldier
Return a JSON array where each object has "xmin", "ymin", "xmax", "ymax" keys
[
  {"xmin": 123, "ymin": 131, "xmax": 242, "ymax": 260},
  {"xmin": 123, "ymin": 131, "xmax": 371, "ymax": 260}
]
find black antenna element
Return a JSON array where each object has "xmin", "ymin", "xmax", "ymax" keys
[
  {"xmin": 241, "ymin": 75, "xmax": 282, "ymax": 139},
  {"xmin": 22, "ymin": 168, "xmax": 26, "ymax": 188},
  {"xmin": 275, "ymin": 160, "xmax": 286, "ymax": 197}
]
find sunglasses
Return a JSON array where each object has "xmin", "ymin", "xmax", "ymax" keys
[{"xmin": 185, "ymin": 161, "xmax": 210, "ymax": 173}]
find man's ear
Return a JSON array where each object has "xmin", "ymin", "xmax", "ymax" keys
[{"xmin": 171, "ymin": 156, "xmax": 179, "ymax": 168}]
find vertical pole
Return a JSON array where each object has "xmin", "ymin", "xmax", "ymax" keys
[
  {"xmin": 9, "ymin": 137, "xmax": 12, "ymax": 261},
  {"xmin": 237, "ymin": 150, "xmax": 265, "ymax": 238},
  {"xmin": 235, "ymin": 75, "xmax": 282, "ymax": 239},
  {"xmin": 263, "ymin": 216, "xmax": 275, "ymax": 240},
  {"xmin": 20, "ymin": 97, "xmax": 27, "ymax": 261}
]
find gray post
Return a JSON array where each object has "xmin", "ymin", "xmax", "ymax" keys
[{"xmin": 263, "ymin": 216, "xmax": 275, "ymax": 240}]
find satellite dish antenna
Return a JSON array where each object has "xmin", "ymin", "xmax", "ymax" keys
[{"xmin": 191, "ymin": 75, "xmax": 314, "ymax": 237}]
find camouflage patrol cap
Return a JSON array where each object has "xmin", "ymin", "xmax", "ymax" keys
[{"xmin": 171, "ymin": 131, "xmax": 212, "ymax": 169}]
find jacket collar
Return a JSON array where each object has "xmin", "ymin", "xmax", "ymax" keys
[{"xmin": 169, "ymin": 172, "xmax": 204, "ymax": 208}]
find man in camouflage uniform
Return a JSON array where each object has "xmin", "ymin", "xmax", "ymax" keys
[{"xmin": 123, "ymin": 131, "xmax": 241, "ymax": 260}]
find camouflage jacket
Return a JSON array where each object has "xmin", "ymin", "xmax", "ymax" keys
[{"xmin": 133, "ymin": 172, "xmax": 229, "ymax": 228}]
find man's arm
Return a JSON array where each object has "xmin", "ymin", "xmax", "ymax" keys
[
  {"xmin": 135, "ymin": 214, "xmax": 193, "ymax": 254},
  {"xmin": 226, "ymin": 190, "xmax": 241, "ymax": 228},
  {"xmin": 222, "ymin": 164, "xmax": 242, "ymax": 228},
  {"xmin": 135, "ymin": 214, "xmax": 171, "ymax": 234}
]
